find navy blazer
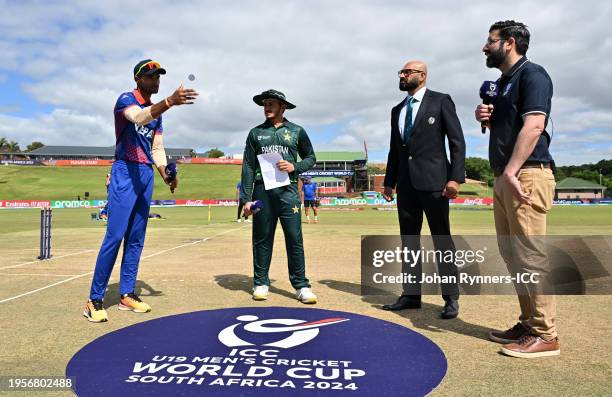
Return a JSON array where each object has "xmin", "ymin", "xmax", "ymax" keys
[{"xmin": 384, "ymin": 89, "xmax": 466, "ymax": 191}]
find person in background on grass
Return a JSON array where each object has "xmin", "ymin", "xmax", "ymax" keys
[
  {"xmin": 301, "ymin": 176, "xmax": 319, "ymax": 224},
  {"xmin": 100, "ymin": 173, "xmax": 111, "ymax": 220}
]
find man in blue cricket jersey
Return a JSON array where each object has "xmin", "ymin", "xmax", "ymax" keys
[
  {"xmin": 83, "ymin": 59, "xmax": 198, "ymax": 323},
  {"xmin": 301, "ymin": 176, "xmax": 319, "ymax": 224}
]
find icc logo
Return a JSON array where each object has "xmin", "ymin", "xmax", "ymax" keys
[
  {"xmin": 486, "ymin": 82, "xmax": 498, "ymax": 97},
  {"xmin": 218, "ymin": 315, "xmax": 349, "ymax": 349}
]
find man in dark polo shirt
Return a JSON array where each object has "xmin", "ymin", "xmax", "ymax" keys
[{"xmin": 476, "ymin": 20, "xmax": 559, "ymax": 358}]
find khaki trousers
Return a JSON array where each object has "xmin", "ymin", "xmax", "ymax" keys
[{"xmin": 494, "ymin": 166, "xmax": 557, "ymax": 340}]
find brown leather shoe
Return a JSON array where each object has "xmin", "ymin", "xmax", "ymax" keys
[
  {"xmin": 500, "ymin": 334, "xmax": 560, "ymax": 358},
  {"xmin": 489, "ymin": 322, "xmax": 529, "ymax": 344}
]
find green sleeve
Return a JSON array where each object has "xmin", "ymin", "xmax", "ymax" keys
[
  {"xmin": 239, "ymin": 130, "xmax": 257, "ymax": 204},
  {"xmin": 294, "ymin": 127, "xmax": 316, "ymax": 174}
]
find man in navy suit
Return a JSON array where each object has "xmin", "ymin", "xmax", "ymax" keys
[{"xmin": 382, "ymin": 60, "xmax": 466, "ymax": 319}]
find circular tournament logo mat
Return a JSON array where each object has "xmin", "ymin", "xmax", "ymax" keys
[{"xmin": 67, "ymin": 307, "xmax": 447, "ymax": 396}]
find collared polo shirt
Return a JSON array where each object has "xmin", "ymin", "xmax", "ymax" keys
[{"xmin": 489, "ymin": 56, "xmax": 554, "ymax": 171}]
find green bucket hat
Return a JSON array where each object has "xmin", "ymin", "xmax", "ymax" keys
[{"xmin": 253, "ymin": 89, "xmax": 296, "ymax": 109}]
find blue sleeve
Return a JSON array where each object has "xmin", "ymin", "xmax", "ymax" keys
[
  {"xmin": 114, "ymin": 92, "xmax": 138, "ymax": 116},
  {"xmin": 519, "ymin": 70, "xmax": 552, "ymax": 116}
]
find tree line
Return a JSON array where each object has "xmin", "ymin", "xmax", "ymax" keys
[
  {"xmin": 2, "ymin": 136, "xmax": 610, "ymax": 195},
  {"xmin": 370, "ymin": 157, "xmax": 611, "ymax": 197},
  {"xmin": 465, "ymin": 157, "xmax": 611, "ymax": 196},
  {"xmin": 0, "ymin": 138, "xmax": 227, "ymax": 158},
  {"xmin": 0, "ymin": 137, "xmax": 44, "ymax": 153}
]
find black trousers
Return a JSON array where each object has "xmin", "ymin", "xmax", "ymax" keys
[
  {"xmin": 396, "ymin": 183, "xmax": 460, "ymax": 301},
  {"xmin": 237, "ymin": 201, "xmax": 244, "ymax": 219}
]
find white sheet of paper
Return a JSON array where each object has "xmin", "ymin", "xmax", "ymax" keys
[{"xmin": 257, "ymin": 152, "xmax": 290, "ymax": 190}]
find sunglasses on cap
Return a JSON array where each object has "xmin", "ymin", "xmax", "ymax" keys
[{"xmin": 135, "ymin": 61, "xmax": 161, "ymax": 77}]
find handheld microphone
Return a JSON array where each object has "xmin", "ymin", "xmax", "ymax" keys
[
  {"xmin": 479, "ymin": 81, "xmax": 498, "ymax": 134},
  {"xmin": 165, "ymin": 162, "xmax": 178, "ymax": 182}
]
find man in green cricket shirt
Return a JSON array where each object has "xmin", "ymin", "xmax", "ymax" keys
[{"xmin": 240, "ymin": 89, "xmax": 317, "ymax": 304}]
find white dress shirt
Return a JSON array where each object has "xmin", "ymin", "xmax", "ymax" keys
[{"xmin": 398, "ymin": 86, "xmax": 426, "ymax": 140}]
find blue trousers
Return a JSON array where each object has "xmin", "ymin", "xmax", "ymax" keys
[{"xmin": 89, "ymin": 161, "xmax": 153, "ymax": 300}]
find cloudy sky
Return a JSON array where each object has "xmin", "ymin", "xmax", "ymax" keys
[{"xmin": 0, "ymin": 0, "xmax": 610, "ymax": 165}]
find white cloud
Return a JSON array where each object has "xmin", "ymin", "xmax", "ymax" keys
[
  {"xmin": 0, "ymin": 0, "xmax": 610, "ymax": 165},
  {"xmin": 329, "ymin": 134, "xmax": 361, "ymax": 149},
  {"xmin": 0, "ymin": 109, "xmax": 110, "ymax": 146}
]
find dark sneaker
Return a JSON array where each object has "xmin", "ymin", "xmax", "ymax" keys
[
  {"xmin": 489, "ymin": 322, "xmax": 529, "ymax": 344},
  {"xmin": 500, "ymin": 334, "xmax": 560, "ymax": 358}
]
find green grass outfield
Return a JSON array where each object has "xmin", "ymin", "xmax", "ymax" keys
[
  {"xmin": 0, "ymin": 164, "xmax": 493, "ymax": 201},
  {"xmin": 0, "ymin": 164, "xmax": 242, "ymax": 200},
  {"xmin": 2, "ymin": 205, "xmax": 611, "ymax": 235},
  {"xmin": 0, "ymin": 205, "xmax": 611, "ymax": 396}
]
